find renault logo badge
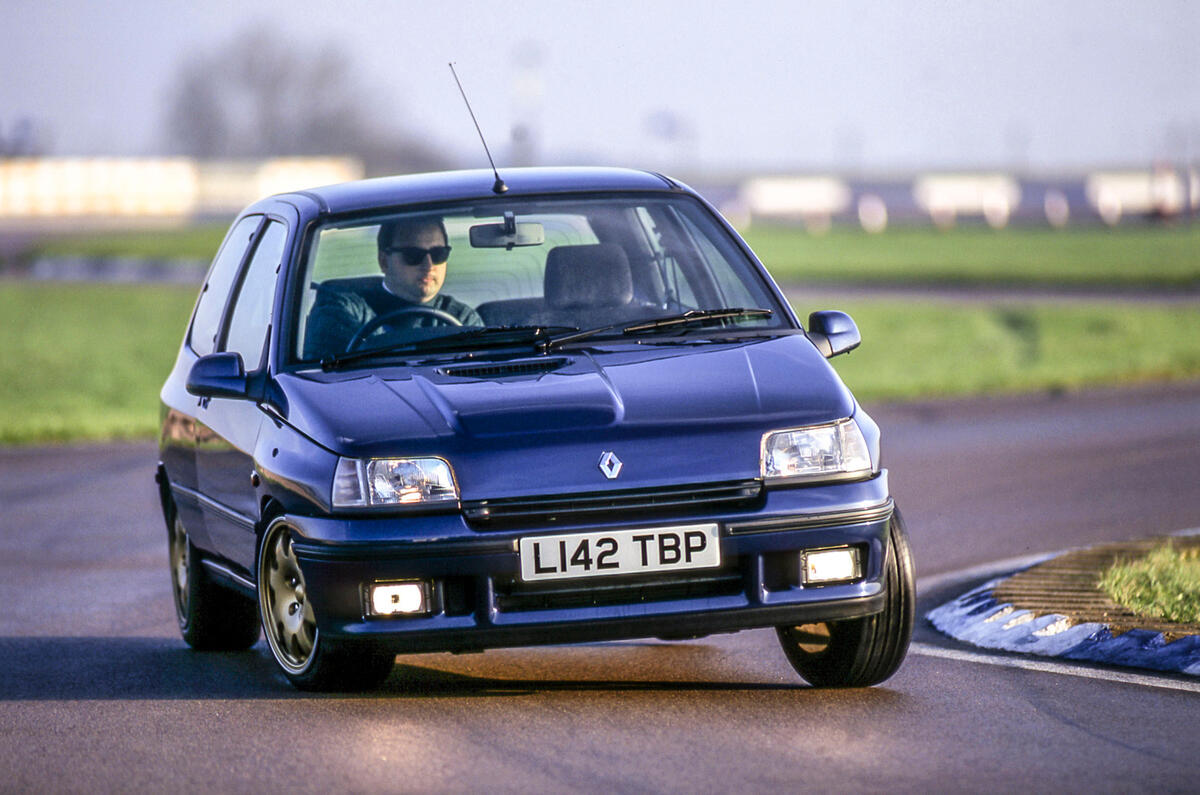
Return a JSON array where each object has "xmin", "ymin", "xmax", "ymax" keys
[{"xmin": 598, "ymin": 451, "xmax": 623, "ymax": 479}]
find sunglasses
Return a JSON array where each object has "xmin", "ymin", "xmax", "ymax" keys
[{"xmin": 383, "ymin": 245, "xmax": 452, "ymax": 266}]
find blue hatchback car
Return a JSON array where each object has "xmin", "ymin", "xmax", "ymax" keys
[{"xmin": 157, "ymin": 167, "xmax": 914, "ymax": 690}]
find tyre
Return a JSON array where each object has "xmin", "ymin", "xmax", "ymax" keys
[
  {"xmin": 776, "ymin": 509, "xmax": 915, "ymax": 688},
  {"xmin": 168, "ymin": 510, "xmax": 260, "ymax": 651},
  {"xmin": 257, "ymin": 517, "xmax": 395, "ymax": 691}
]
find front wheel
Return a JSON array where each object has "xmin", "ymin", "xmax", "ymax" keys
[
  {"xmin": 776, "ymin": 509, "xmax": 915, "ymax": 687},
  {"xmin": 257, "ymin": 518, "xmax": 394, "ymax": 691}
]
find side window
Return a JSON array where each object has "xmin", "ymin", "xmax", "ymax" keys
[
  {"xmin": 189, "ymin": 215, "xmax": 261, "ymax": 356},
  {"xmin": 224, "ymin": 220, "xmax": 288, "ymax": 364}
]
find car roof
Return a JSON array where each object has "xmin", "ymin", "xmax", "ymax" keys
[{"xmin": 260, "ymin": 167, "xmax": 687, "ymax": 217}]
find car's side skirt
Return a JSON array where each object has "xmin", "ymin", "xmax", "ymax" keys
[{"xmin": 200, "ymin": 558, "xmax": 257, "ymax": 598}]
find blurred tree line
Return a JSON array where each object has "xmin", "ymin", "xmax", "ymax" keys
[
  {"xmin": 163, "ymin": 29, "xmax": 450, "ymax": 176},
  {"xmin": 0, "ymin": 118, "xmax": 47, "ymax": 157}
]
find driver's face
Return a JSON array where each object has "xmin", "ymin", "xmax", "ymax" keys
[{"xmin": 379, "ymin": 222, "xmax": 447, "ymax": 304}]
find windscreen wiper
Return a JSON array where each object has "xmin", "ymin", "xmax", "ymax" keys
[
  {"xmin": 540, "ymin": 308, "xmax": 774, "ymax": 352},
  {"xmin": 321, "ymin": 325, "xmax": 577, "ymax": 371},
  {"xmin": 622, "ymin": 307, "xmax": 773, "ymax": 333}
]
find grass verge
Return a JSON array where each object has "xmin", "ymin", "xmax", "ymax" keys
[
  {"xmin": 28, "ymin": 224, "xmax": 229, "ymax": 261},
  {"xmin": 24, "ymin": 224, "xmax": 1200, "ymax": 288},
  {"xmin": 1, "ymin": 283, "xmax": 1199, "ymax": 444},
  {"xmin": 0, "ymin": 283, "xmax": 195, "ymax": 444},
  {"xmin": 743, "ymin": 224, "xmax": 1200, "ymax": 287},
  {"xmin": 816, "ymin": 299, "xmax": 1200, "ymax": 402},
  {"xmin": 1100, "ymin": 543, "xmax": 1200, "ymax": 624}
]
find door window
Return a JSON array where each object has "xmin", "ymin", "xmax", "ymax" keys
[
  {"xmin": 223, "ymin": 220, "xmax": 288, "ymax": 365},
  {"xmin": 189, "ymin": 215, "xmax": 261, "ymax": 355}
]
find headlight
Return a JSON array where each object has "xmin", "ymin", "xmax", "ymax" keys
[
  {"xmin": 332, "ymin": 457, "xmax": 459, "ymax": 507},
  {"xmin": 761, "ymin": 419, "xmax": 873, "ymax": 482}
]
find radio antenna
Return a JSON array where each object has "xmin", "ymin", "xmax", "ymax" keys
[{"xmin": 449, "ymin": 62, "xmax": 507, "ymax": 194}]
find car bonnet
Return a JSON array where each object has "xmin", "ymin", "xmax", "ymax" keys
[{"xmin": 275, "ymin": 334, "xmax": 858, "ymax": 500}]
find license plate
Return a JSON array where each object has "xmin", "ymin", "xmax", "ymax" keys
[{"xmin": 518, "ymin": 523, "xmax": 720, "ymax": 582}]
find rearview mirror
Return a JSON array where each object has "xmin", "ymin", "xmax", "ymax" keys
[
  {"xmin": 469, "ymin": 221, "xmax": 545, "ymax": 248},
  {"xmin": 186, "ymin": 352, "xmax": 250, "ymax": 399},
  {"xmin": 807, "ymin": 311, "xmax": 861, "ymax": 358}
]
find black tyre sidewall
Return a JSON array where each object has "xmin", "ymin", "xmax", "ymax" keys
[
  {"xmin": 777, "ymin": 509, "xmax": 915, "ymax": 687},
  {"xmin": 168, "ymin": 509, "xmax": 260, "ymax": 651}
]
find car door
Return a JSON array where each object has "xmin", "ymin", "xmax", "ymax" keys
[
  {"xmin": 164, "ymin": 213, "xmax": 263, "ymax": 550},
  {"xmin": 194, "ymin": 217, "xmax": 289, "ymax": 573}
]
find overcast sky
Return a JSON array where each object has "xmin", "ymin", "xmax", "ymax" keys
[{"xmin": 4, "ymin": 0, "xmax": 1198, "ymax": 174}]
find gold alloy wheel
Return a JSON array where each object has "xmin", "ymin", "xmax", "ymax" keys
[
  {"xmin": 261, "ymin": 522, "xmax": 318, "ymax": 672},
  {"xmin": 785, "ymin": 622, "xmax": 833, "ymax": 654},
  {"xmin": 169, "ymin": 516, "xmax": 190, "ymax": 622}
]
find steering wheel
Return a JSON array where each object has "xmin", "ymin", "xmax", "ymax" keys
[{"xmin": 345, "ymin": 306, "xmax": 463, "ymax": 352}]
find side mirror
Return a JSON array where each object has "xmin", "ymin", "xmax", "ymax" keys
[
  {"xmin": 186, "ymin": 352, "xmax": 250, "ymax": 399},
  {"xmin": 807, "ymin": 310, "xmax": 861, "ymax": 358}
]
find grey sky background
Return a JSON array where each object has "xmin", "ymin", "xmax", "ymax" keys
[{"xmin": 4, "ymin": 0, "xmax": 1198, "ymax": 174}]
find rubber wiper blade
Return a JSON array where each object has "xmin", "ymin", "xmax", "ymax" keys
[
  {"xmin": 622, "ymin": 307, "xmax": 773, "ymax": 333},
  {"xmin": 539, "ymin": 309, "xmax": 774, "ymax": 353},
  {"xmin": 321, "ymin": 325, "xmax": 576, "ymax": 371}
]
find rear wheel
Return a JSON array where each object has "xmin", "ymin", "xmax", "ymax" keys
[
  {"xmin": 168, "ymin": 511, "xmax": 260, "ymax": 650},
  {"xmin": 776, "ymin": 509, "xmax": 915, "ymax": 687},
  {"xmin": 257, "ymin": 517, "xmax": 395, "ymax": 691}
]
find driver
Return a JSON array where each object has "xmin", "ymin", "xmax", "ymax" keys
[{"xmin": 304, "ymin": 215, "xmax": 483, "ymax": 358}]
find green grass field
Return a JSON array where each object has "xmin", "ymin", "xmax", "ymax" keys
[
  {"xmin": 743, "ymin": 224, "xmax": 1200, "ymax": 287},
  {"xmin": 822, "ymin": 300, "xmax": 1200, "ymax": 401},
  {"xmin": 26, "ymin": 223, "xmax": 1200, "ymax": 288},
  {"xmin": 0, "ymin": 283, "xmax": 196, "ymax": 443},
  {"xmin": 1, "ymin": 281, "xmax": 1198, "ymax": 443},
  {"xmin": 28, "ymin": 224, "xmax": 229, "ymax": 261}
]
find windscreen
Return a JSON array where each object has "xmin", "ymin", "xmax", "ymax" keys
[{"xmin": 291, "ymin": 194, "xmax": 788, "ymax": 363}]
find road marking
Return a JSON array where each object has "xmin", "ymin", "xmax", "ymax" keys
[{"xmin": 910, "ymin": 642, "xmax": 1200, "ymax": 694}]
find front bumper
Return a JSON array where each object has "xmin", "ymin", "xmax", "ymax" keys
[{"xmin": 288, "ymin": 475, "xmax": 894, "ymax": 653}]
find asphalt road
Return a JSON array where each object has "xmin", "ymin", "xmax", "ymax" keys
[{"xmin": 2, "ymin": 382, "xmax": 1199, "ymax": 792}]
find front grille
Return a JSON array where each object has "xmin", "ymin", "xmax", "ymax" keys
[
  {"xmin": 493, "ymin": 568, "xmax": 745, "ymax": 612},
  {"xmin": 462, "ymin": 480, "xmax": 763, "ymax": 526}
]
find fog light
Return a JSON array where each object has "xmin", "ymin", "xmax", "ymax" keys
[
  {"xmin": 803, "ymin": 547, "xmax": 860, "ymax": 584},
  {"xmin": 370, "ymin": 582, "xmax": 429, "ymax": 616}
]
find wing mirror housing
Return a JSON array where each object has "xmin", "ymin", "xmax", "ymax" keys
[
  {"xmin": 807, "ymin": 310, "xmax": 861, "ymax": 358},
  {"xmin": 186, "ymin": 352, "xmax": 250, "ymax": 399}
]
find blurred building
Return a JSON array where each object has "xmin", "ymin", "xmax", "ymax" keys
[
  {"xmin": 0, "ymin": 157, "xmax": 362, "ymax": 227},
  {"xmin": 1, "ymin": 156, "xmax": 1195, "ymax": 232},
  {"xmin": 724, "ymin": 167, "xmax": 1198, "ymax": 231}
]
